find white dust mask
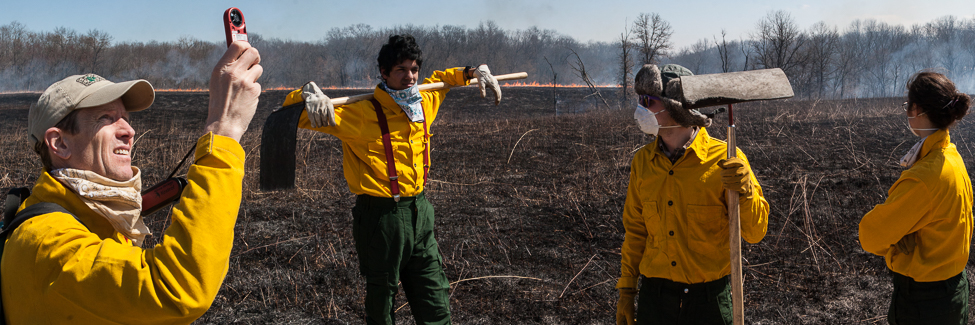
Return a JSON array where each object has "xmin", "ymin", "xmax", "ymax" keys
[
  {"xmin": 907, "ymin": 111, "xmax": 938, "ymax": 137},
  {"xmin": 634, "ymin": 104, "xmax": 678, "ymax": 136}
]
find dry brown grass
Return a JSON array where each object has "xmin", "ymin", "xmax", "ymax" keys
[{"xmin": 3, "ymin": 90, "xmax": 975, "ymax": 324}]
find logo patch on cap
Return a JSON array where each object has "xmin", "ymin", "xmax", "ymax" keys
[{"xmin": 76, "ymin": 74, "xmax": 105, "ymax": 87}]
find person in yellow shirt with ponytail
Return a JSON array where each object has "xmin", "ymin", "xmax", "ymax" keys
[{"xmin": 859, "ymin": 71, "xmax": 973, "ymax": 325}]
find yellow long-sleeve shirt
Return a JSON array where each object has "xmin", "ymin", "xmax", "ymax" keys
[
  {"xmin": 617, "ymin": 128, "xmax": 769, "ymax": 289},
  {"xmin": 859, "ymin": 129, "xmax": 973, "ymax": 282},
  {"xmin": 2, "ymin": 133, "xmax": 244, "ymax": 324},
  {"xmin": 291, "ymin": 68, "xmax": 469, "ymax": 197}
]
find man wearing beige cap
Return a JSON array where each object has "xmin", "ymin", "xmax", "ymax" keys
[{"xmin": 2, "ymin": 41, "xmax": 262, "ymax": 324}]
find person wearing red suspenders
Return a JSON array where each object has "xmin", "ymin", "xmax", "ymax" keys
[{"xmin": 284, "ymin": 34, "xmax": 502, "ymax": 325}]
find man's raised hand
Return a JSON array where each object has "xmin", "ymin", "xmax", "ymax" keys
[{"xmin": 206, "ymin": 41, "xmax": 263, "ymax": 142}]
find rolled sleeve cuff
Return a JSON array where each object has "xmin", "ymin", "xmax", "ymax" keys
[
  {"xmin": 194, "ymin": 132, "xmax": 246, "ymax": 165},
  {"xmin": 616, "ymin": 276, "xmax": 639, "ymax": 289},
  {"xmin": 446, "ymin": 67, "xmax": 471, "ymax": 86}
]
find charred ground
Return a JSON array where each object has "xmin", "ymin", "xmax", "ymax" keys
[{"xmin": 2, "ymin": 88, "xmax": 975, "ymax": 324}]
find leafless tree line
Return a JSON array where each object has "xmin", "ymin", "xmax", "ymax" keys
[
  {"xmin": 6, "ymin": 13, "xmax": 972, "ymax": 99},
  {"xmin": 659, "ymin": 11, "xmax": 975, "ymax": 98},
  {"xmin": 0, "ymin": 21, "xmax": 619, "ymax": 92}
]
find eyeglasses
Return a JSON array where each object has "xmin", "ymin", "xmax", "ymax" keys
[
  {"xmin": 901, "ymin": 101, "xmax": 908, "ymax": 111},
  {"xmin": 639, "ymin": 95, "xmax": 661, "ymax": 108}
]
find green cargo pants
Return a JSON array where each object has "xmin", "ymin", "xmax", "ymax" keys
[
  {"xmin": 352, "ymin": 193, "xmax": 451, "ymax": 325},
  {"xmin": 636, "ymin": 276, "xmax": 732, "ymax": 324},
  {"xmin": 888, "ymin": 271, "xmax": 968, "ymax": 325}
]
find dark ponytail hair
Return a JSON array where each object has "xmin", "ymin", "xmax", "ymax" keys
[{"xmin": 906, "ymin": 71, "xmax": 971, "ymax": 129}]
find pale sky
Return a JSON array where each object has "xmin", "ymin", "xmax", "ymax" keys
[{"xmin": 2, "ymin": 0, "xmax": 974, "ymax": 49}]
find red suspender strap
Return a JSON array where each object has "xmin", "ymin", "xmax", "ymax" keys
[
  {"xmin": 422, "ymin": 119, "xmax": 430, "ymax": 184},
  {"xmin": 370, "ymin": 98, "xmax": 400, "ymax": 202}
]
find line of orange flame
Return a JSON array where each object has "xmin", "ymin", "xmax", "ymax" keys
[
  {"xmin": 2, "ymin": 83, "xmax": 616, "ymax": 95},
  {"xmin": 153, "ymin": 82, "xmax": 614, "ymax": 93}
]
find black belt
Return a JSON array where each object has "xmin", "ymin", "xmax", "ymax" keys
[
  {"xmin": 356, "ymin": 192, "xmax": 426, "ymax": 209},
  {"xmin": 641, "ymin": 275, "xmax": 729, "ymax": 302}
]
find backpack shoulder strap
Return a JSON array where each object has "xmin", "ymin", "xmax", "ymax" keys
[
  {"xmin": 0, "ymin": 202, "xmax": 72, "ymax": 325},
  {"xmin": 2, "ymin": 188, "xmax": 30, "ymax": 227},
  {"xmin": 1, "ymin": 202, "xmax": 73, "ymax": 235}
]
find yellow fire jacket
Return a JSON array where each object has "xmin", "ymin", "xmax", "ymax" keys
[
  {"xmin": 3, "ymin": 133, "xmax": 244, "ymax": 324},
  {"xmin": 617, "ymin": 128, "xmax": 769, "ymax": 289},
  {"xmin": 859, "ymin": 129, "xmax": 973, "ymax": 282},
  {"xmin": 288, "ymin": 68, "xmax": 469, "ymax": 198}
]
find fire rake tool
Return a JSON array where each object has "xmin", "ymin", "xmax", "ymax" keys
[
  {"xmin": 677, "ymin": 68, "xmax": 793, "ymax": 325},
  {"xmin": 259, "ymin": 72, "xmax": 529, "ymax": 191}
]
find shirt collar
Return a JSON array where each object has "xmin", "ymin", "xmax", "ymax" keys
[
  {"xmin": 372, "ymin": 85, "xmax": 401, "ymax": 113},
  {"xmin": 689, "ymin": 127, "xmax": 712, "ymax": 162},
  {"xmin": 920, "ymin": 128, "xmax": 950, "ymax": 159},
  {"xmin": 654, "ymin": 127, "xmax": 702, "ymax": 163},
  {"xmin": 26, "ymin": 170, "xmax": 103, "ymax": 230}
]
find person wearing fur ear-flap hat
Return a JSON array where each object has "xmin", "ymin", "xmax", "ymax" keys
[{"xmin": 616, "ymin": 64, "xmax": 770, "ymax": 324}]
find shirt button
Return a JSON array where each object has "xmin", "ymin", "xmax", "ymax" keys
[
  {"xmin": 671, "ymin": 261, "xmax": 677, "ymax": 266},
  {"xmin": 668, "ymin": 201, "xmax": 673, "ymax": 206},
  {"xmin": 668, "ymin": 170, "xmax": 674, "ymax": 175},
  {"xmin": 669, "ymin": 231, "xmax": 674, "ymax": 236}
]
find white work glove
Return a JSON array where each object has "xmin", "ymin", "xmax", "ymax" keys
[
  {"xmin": 302, "ymin": 81, "xmax": 335, "ymax": 128},
  {"xmin": 474, "ymin": 64, "xmax": 502, "ymax": 105}
]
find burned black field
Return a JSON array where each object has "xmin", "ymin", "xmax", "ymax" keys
[{"xmin": 3, "ymin": 88, "xmax": 975, "ymax": 324}]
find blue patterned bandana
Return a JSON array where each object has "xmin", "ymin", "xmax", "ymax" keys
[{"xmin": 381, "ymin": 81, "xmax": 425, "ymax": 122}]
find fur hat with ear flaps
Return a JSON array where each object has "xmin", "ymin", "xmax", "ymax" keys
[{"xmin": 634, "ymin": 64, "xmax": 711, "ymax": 128}]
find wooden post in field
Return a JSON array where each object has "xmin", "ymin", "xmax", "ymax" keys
[{"xmin": 726, "ymin": 103, "xmax": 744, "ymax": 325}]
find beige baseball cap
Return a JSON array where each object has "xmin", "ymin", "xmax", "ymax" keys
[{"xmin": 29, "ymin": 74, "xmax": 154, "ymax": 147}]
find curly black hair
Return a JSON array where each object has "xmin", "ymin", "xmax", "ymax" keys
[{"xmin": 377, "ymin": 34, "xmax": 423, "ymax": 77}]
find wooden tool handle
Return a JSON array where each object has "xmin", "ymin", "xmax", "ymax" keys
[
  {"xmin": 330, "ymin": 72, "xmax": 528, "ymax": 106},
  {"xmin": 727, "ymin": 104, "xmax": 744, "ymax": 325}
]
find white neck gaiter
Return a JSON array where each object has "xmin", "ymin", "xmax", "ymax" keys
[
  {"xmin": 899, "ymin": 136, "xmax": 927, "ymax": 168},
  {"xmin": 381, "ymin": 81, "xmax": 425, "ymax": 122},
  {"xmin": 51, "ymin": 167, "xmax": 150, "ymax": 246}
]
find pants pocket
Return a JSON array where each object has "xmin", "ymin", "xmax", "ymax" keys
[{"xmin": 353, "ymin": 203, "xmax": 390, "ymax": 274}]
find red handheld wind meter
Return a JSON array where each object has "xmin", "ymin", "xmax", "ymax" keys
[
  {"xmin": 141, "ymin": 177, "xmax": 187, "ymax": 217},
  {"xmin": 223, "ymin": 7, "xmax": 247, "ymax": 47}
]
